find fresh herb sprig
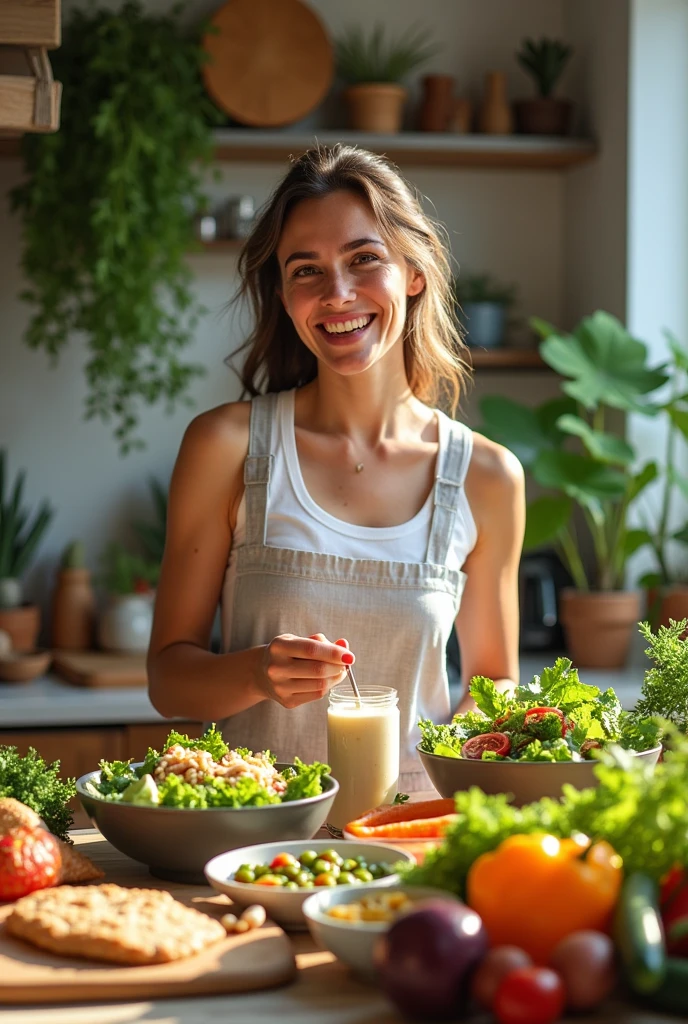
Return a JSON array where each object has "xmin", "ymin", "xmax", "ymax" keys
[
  {"xmin": 0, "ymin": 746, "xmax": 76, "ymax": 840},
  {"xmin": 633, "ymin": 619, "xmax": 688, "ymax": 733}
]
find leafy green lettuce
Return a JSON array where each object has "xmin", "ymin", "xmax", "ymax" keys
[{"xmin": 419, "ymin": 658, "xmax": 656, "ymax": 762}]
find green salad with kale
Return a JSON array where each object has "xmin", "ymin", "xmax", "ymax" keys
[
  {"xmin": 419, "ymin": 658, "xmax": 662, "ymax": 763},
  {"xmin": 83, "ymin": 725, "xmax": 331, "ymax": 808}
]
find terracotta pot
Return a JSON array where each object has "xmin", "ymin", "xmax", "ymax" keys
[
  {"xmin": 418, "ymin": 74, "xmax": 455, "ymax": 132},
  {"xmin": 478, "ymin": 72, "xmax": 513, "ymax": 134},
  {"xmin": 560, "ymin": 589, "xmax": 641, "ymax": 669},
  {"xmin": 51, "ymin": 568, "xmax": 97, "ymax": 650},
  {"xmin": 655, "ymin": 584, "xmax": 688, "ymax": 635},
  {"xmin": 343, "ymin": 83, "xmax": 407, "ymax": 133},
  {"xmin": 0, "ymin": 604, "xmax": 41, "ymax": 652},
  {"xmin": 514, "ymin": 98, "xmax": 573, "ymax": 136}
]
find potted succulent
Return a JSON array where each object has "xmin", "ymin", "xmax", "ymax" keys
[
  {"xmin": 98, "ymin": 542, "xmax": 158, "ymax": 654},
  {"xmin": 478, "ymin": 310, "xmax": 668, "ymax": 668},
  {"xmin": 514, "ymin": 37, "xmax": 574, "ymax": 136},
  {"xmin": 630, "ymin": 333, "xmax": 688, "ymax": 628},
  {"xmin": 335, "ymin": 23, "xmax": 437, "ymax": 133},
  {"xmin": 453, "ymin": 272, "xmax": 517, "ymax": 349},
  {"xmin": 0, "ymin": 450, "xmax": 54, "ymax": 651}
]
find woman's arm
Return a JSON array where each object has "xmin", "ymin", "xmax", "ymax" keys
[
  {"xmin": 147, "ymin": 403, "xmax": 352, "ymax": 722},
  {"xmin": 453, "ymin": 437, "xmax": 526, "ymax": 713}
]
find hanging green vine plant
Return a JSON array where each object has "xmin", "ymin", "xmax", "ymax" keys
[{"xmin": 11, "ymin": 1, "xmax": 221, "ymax": 453}]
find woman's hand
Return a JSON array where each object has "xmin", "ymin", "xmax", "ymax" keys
[{"xmin": 258, "ymin": 633, "xmax": 354, "ymax": 709}]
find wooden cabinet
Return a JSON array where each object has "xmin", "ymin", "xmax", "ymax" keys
[{"xmin": 0, "ymin": 721, "xmax": 200, "ymax": 828}]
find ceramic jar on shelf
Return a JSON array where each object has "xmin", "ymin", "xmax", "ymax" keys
[{"xmin": 98, "ymin": 592, "xmax": 154, "ymax": 654}]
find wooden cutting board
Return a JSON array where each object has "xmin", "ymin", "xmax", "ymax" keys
[
  {"xmin": 0, "ymin": 880, "xmax": 295, "ymax": 1004},
  {"xmin": 202, "ymin": 0, "xmax": 334, "ymax": 127},
  {"xmin": 51, "ymin": 652, "xmax": 147, "ymax": 688}
]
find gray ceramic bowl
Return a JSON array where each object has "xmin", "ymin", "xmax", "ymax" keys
[
  {"xmin": 76, "ymin": 763, "xmax": 339, "ymax": 883},
  {"xmin": 417, "ymin": 743, "xmax": 663, "ymax": 806},
  {"xmin": 205, "ymin": 839, "xmax": 415, "ymax": 930}
]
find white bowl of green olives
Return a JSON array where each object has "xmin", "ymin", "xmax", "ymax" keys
[{"xmin": 204, "ymin": 840, "xmax": 415, "ymax": 930}]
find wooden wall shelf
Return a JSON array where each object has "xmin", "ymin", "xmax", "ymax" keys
[
  {"xmin": 0, "ymin": 128, "xmax": 598, "ymax": 168},
  {"xmin": 468, "ymin": 348, "xmax": 546, "ymax": 369},
  {"xmin": 209, "ymin": 128, "xmax": 597, "ymax": 170}
]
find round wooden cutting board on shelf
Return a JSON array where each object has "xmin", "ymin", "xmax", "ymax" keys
[{"xmin": 202, "ymin": 0, "xmax": 334, "ymax": 128}]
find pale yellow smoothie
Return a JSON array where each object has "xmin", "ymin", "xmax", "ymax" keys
[{"xmin": 326, "ymin": 685, "xmax": 400, "ymax": 831}]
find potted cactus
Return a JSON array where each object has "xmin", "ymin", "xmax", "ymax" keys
[
  {"xmin": 514, "ymin": 37, "xmax": 574, "ymax": 136},
  {"xmin": 0, "ymin": 450, "xmax": 54, "ymax": 650}
]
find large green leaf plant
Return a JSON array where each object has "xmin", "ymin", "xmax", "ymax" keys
[
  {"xmin": 479, "ymin": 311, "xmax": 668, "ymax": 591},
  {"xmin": 632, "ymin": 332, "xmax": 688, "ymax": 588}
]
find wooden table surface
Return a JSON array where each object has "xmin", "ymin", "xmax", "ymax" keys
[{"xmin": 0, "ymin": 829, "xmax": 679, "ymax": 1024}]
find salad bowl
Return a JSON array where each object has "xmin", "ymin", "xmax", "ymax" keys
[
  {"xmin": 77, "ymin": 763, "xmax": 339, "ymax": 883},
  {"xmin": 417, "ymin": 743, "xmax": 662, "ymax": 805},
  {"xmin": 418, "ymin": 658, "xmax": 664, "ymax": 805}
]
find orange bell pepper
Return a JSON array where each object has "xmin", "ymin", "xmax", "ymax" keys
[
  {"xmin": 466, "ymin": 832, "xmax": 623, "ymax": 964},
  {"xmin": 345, "ymin": 798, "xmax": 457, "ymax": 839}
]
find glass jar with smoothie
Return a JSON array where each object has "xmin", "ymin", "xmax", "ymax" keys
[{"xmin": 326, "ymin": 683, "xmax": 400, "ymax": 834}]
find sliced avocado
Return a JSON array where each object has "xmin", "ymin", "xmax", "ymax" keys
[{"xmin": 121, "ymin": 773, "xmax": 160, "ymax": 806}]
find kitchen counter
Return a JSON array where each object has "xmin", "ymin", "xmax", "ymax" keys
[
  {"xmin": 0, "ymin": 830, "xmax": 676, "ymax": 1024},
  {"xmin": 0, "ymin": 654, "xmax": 649, "ymax": 730}
]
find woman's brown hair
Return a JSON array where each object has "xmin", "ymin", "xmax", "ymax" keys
[{"xmin": 232, "ymin": 144, "xmax": 471, "ymax": 413}]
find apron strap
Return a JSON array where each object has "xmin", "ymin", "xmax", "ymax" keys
[
  {"xmin": 244, "ymin": 393, "xmax": 277, "ymax": 547},
  {"xmin": 426, "ymin": 419, "xmax": 473, "ymax": 566}
]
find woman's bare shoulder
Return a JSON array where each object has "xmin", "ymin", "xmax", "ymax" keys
[
  {"xmin": 466, "ymin": 430, "xmax": 525, "ymax": 503},
  {"xmin": 180, "ymin": 400, "xmax": 252, "ymax": 461}
]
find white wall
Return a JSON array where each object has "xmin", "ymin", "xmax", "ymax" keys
[
  {"xmin": 2, "ymin": 0, "xmax": 613, "ymax": 630},
  {"xmin": 626, "ymin": 0, "xmax": 688, "ymax": 582}
]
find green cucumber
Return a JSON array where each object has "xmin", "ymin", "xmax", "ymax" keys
[
  {"xmin": 645, "ymin": 957, "xmax": 688, "ymax": 1014},
  {"xmin": 614, "ymin": 872, "xmax": 667, "ymax": 994}
]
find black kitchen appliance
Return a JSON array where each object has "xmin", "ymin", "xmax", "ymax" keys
[{"xmin": 519, "ymin": 549, "xmax": 572, "ymax": 651}]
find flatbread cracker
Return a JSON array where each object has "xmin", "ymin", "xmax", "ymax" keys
[{"xmin": 6, "ymin": 883, "xmax": 227, "ymax": 965}]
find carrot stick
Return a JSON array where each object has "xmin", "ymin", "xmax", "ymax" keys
[
  {"xmin": 345, "ymin": 798, "xmax": 458, "ymax": 839},
  {"xmin": 346, "ymin": 813, "xmax": 457, "ymax": 840}
]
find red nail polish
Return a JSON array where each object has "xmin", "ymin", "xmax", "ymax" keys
[{"xmin": 342, "ymin": 653, "xmax": 354, "ymax": 665}]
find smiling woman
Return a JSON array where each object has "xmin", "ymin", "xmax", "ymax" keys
[{"xmin": 146, "ymin": 144, "xmax": 525, "ymax": 789}]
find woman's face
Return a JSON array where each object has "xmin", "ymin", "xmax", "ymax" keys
[{"xmin": 276, "ymin": 190, "xmax": 424, "ymax": 378}]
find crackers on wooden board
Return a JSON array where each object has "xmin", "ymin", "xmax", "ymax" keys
[{"xmin": 5, "ymin": 883, "xmax": 227, "ymax": 965}]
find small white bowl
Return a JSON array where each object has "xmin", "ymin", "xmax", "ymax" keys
[
  {"xmin": 204, "ymin": 839, "xmax": 414, "ymax": 931},
  {"xmin": 302, "ymin": 883, "xmax": 458, "ymax": 979}
]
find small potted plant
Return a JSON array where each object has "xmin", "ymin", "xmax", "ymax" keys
[
  {"xmin": 335, "ymin": 23, "xmax": 437, "ymax": 133},
  {"xmin": 0, "ymin": 450, "xmax": 54, "ymax": 651},
  {"xmin": 98, "ymin": 542, "xmax": 158, "ymax": 654},
  {"xmin": 514, "ymin": 37, "xmax": 574, "ymax": 136},
  {"xmin": 478, "ymin": 310, "xmax": 668, "ymax": 668},
  {"xmin": 50, "ymin": 540, "xmax": 96, "ymax": 650},
  {"xmin": 453, "ymin": 272, "xmax": 517, "ymax": 349}
]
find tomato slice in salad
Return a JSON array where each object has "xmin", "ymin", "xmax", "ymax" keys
[
  {"xmin": 524, "ymin": 706, "xmax": 570, "ymax": 737},
  {"xmin": 462, "ymin": 732, "xmax": 511, "ymax": 759}
]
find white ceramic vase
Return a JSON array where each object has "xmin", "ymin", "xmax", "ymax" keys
[{"xmin": 99, "ymin": 593, "xmax": 154, "ymax": 654}]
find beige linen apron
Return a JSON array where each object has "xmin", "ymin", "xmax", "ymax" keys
[{"xmin": 218, "ymin": 392, "xmax": 472, "ymax": 789}]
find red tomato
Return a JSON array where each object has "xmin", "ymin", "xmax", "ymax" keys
[
  {"xmin": 270, "ymin": 852, "xmax": 299, "ymax": 870},
  {"xmin": 660, "ymin": 866, "xmax": 688, "ymax": 956},
  {"xmin": 462, "ymin": 732, "xmax": 511, "ymax": 759},
  {"xmin": 524, "ymin": 707, "xmax": 568, "ymax": 738},
  {"xmin": 494, "ymin": 966, "xmax": 566, "ymax": 1024}
]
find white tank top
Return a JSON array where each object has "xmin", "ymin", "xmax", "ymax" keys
[{"xmin": 222, "ymin": 389, "xmax": 478, "ymax": 632}]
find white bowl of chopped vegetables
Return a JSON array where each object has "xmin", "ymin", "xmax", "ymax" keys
[
  {"xmin": 76, "ymin": 726, "xmax": 338, "ymax": 883},
  {"xmin": 418, "ymin": 660, "xmax": 663, "ymax": 805},
  {"xmin": 205, "ymin": 840, "xmax": 415, "ymax": 930}
]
